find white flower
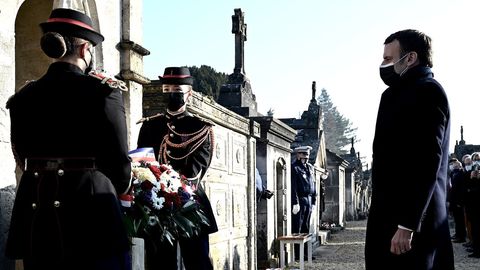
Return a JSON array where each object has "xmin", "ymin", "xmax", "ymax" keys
[
  {"xmin": 152, "ymin": 181, "xmax": 160, "ymax": 193},
  {"xmin": 148, "ymin": 215, "xmax": 159, "ymax": 226},
  {"xmin": 159, "ymin": 169, "xmax": 182, "ymax": 193},
  {"xmin": 152, "ymin": 197, "xmax": 165, "ymax": 210}
]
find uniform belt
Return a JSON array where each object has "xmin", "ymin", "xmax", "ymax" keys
[
  {"xmin": 298, "ymin": 193, "xmax": 312, "ymax": 197},
  {"xmin": 25, "ymin": 158, "xmax": 96, "ymax": 171}
]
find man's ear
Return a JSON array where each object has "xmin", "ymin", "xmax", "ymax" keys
[
  {"xmin": 407, "ymin": 51, "xmax": 418, "ymax": 66},
  {"xmin": 79, "ymin": 43, "xmax": 89, "ymax": 58}
]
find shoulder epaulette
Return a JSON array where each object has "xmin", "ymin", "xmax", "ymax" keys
[
  {"xmin": 136, "ymin": 113, "xmax": 164, "ymax": 124},
  {"xmin": 6, "ymin": 80, "xmax": 35, "ymax": 109},
  {"xmin": 88, "ymin": 70, "xmax": 128, "ymax": 91},
  {"xmin": 191, "ymin": 113, "xmax": 215, "ymax": 126}
]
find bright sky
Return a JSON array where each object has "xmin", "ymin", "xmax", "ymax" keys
[{"xmin": 143, "ymin": 0, "xmax": 480, "ymax": 166}]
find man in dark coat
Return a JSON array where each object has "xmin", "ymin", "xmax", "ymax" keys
[
  {"xmin": 365, "ymin": 29, "xmax": 454, "ymax": 270},
  {"xmin": 291, "ymin": 146, "xmax": 317, "ymax": 235},
  {"xmin": 137, "ymin": 67, "xmax": 218, "ymax": 270},
  {"xmin": 6, "ymin": 8, "xmax": 132, "ymax": 270}
]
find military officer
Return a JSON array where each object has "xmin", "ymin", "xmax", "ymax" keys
[
  {"xmin": 291, "ymin": 146, "xmax": 317, "ymax": 260},
  {"xmin": 6, "ymin": 8, "xmax": 131, "ymax": 270},
  {"xmin": 137, "ymin": 67, "xmax": 218, "ymax": 270},
  {"xmin": 291, "ymin": 146, "xmax": 317, "ymax": 234}
]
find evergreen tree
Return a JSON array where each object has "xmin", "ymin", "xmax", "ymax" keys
[
  {"xmin": 187, "ymin": 65, "xmax": 228, "ymax": 100},
  {"xmin": 317, "ymin": 88, "xmax": 357, "ymax": 154}
]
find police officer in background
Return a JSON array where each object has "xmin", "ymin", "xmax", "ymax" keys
[
  {"xmin": 6, "ymin": 8, "xmax": 131, "ymax": 270},
  {"xmin": 291, "ymin": 146, "xmax": 316, "ymax": 236},
  {"xmin": 137, "ymin": 67, "xmax": 218, "ymax": 270}
]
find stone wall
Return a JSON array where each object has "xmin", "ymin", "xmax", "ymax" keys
[
  {"xmin": 251, "ymin": 116, "xmax": 296, "ymax": 268},
  {"xmin": 0, "ymin": 186, "xmax": 15, "ymax": 270}
]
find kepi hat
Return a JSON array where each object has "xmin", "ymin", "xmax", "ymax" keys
[
  {"xmin": 40, "ymin": 8, "xmax": 104, "ymax": 46},
  {"xmin": 159, "ymin": 67, "xmax": 194, "ymax": 86}
]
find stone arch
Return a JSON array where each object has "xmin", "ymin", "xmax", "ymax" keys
[
  {"xmin": 15, "ymin": 0, "xmax": 54, "ymax": 91},
  {"xmin": 15, "ymin": 0, "xmax": 104, "ymax": 92},
  {"xmin": 84, "ymin": 0, "xmax": 104, "ymax": 69}
]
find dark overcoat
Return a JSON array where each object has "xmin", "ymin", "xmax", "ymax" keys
[
  {"xmin": 6, "ymin": 62, "xmax": 132, "ymax": 267},
  {"xmin": 365, "ymin": 66, "xmax": 454, "ymax": 270},
  {"xmin": 291, "ymin": 160, "xmax": 317, "ymax": 233}
]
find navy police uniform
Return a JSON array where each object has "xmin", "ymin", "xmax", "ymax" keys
[
  {"xmin": 137, "ymin": 110, "xmax": 218, "ymax": 270},
  {"xmin": 291, "ymin": 159, "xmax": 317, "ymax": 234},
  {"xmin": 6, "ymin": 62, "xmax": 132, "ymax": 269}
]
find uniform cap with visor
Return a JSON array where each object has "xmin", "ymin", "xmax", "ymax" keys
[{"xmin": 294, "ymin": 146, "xmax": 312, "ymax": 155}]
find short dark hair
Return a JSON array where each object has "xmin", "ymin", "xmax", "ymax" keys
[
  {"xmin": 384, "ymin": 29, "xmax": 433, "ymax": 67},
  {"xmin": 40, "ymin": 32, "xmax": 85, "ymax": 59}
]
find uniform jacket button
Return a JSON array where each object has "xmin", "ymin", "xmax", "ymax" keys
[
  {"xmin": 169, "ymin": 133, "xmax": 174, "ymax": 137},
  {"xmin": 57, "ymin": 169, "xmax": 64, "ymax": 176},
  {"xmin": 34, "ymin": 172, "xmax": 39, "ymax": 178},
  {"xmin": 54, "ymin": 201, "xmax": 61, "ymax": 208},
  {"xmin": 167, "ymin": 150, "xmax": 171, "ymax": 154},
  {"xmin": 171, "ymin": 125, "xmax": 175, "ymax": 129},
  {"xmin": 32, "ymin": 203, "xmax": 37, "ymax": 210}
]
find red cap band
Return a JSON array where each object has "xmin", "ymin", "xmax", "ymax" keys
[
  {"xmin": 162, "ymin": 74, "xmax": 191, "ymax": 78},
  {"xmin": 47, "ymin": 17, "xmax": 95, "ymax": 31}
]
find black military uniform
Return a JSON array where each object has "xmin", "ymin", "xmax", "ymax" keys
[
  {"xmin": 6, "ymin": 9, "xmax": 131, "ymax": 270},
  {"xmin": 137, "ymin": 67, "xmax": 217, "ymax": 270},
  {"xmin": 291, "ymin": 147, "xmax": 317, "ymax": 234}
]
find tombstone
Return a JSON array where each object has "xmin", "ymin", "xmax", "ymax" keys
[
  {"xmin": 217, "ymin": 9, "xmax": 258, "ymax": 117},
  {"xmin": 324, "ymin": 149, "xmax": 348, "ymax": 227},
  {"xmin": 341, "ymin": 139, "xmax": 361, "ymax": 221},
  {"xmin": 454, "ymin": 126, "xmax": 480, "ymax": 160},
  {"xmin": 250, "ymin": 116, "xmax": 296, "ymax": 268}
]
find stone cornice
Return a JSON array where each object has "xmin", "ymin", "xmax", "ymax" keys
[
  {"xmin": 249, "ymin": 116, "xmax": 297, "ymax": 143},
  {"xmin": 188, "ymin": 92, "xmax": 256, "ymax": 136},
  {"xmin": 119, "ymin": 70, "xmax": 151, "ymax": 85},
  {"xmin": 116, "ymin": 40, "xmax": 151, "ymax": 56}
]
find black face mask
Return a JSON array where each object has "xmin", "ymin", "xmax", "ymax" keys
[
  {"xmin": 379, "ymin": 53, "xmax": 410, "ymax": 87},
  {"xmin": 167, "ymin": 93, "xmax": 186, "ymax": 111},
  {"xmin": 379, "ymin": 64, "xmax": 400, "ymax": 86}
]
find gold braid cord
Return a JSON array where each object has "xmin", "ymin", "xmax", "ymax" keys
[{"xmin": 159, "ymin": 124, "xmax": 213, "ymax": 163}]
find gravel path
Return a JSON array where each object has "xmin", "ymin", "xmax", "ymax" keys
[{"xmin": 286, "ymin": 219, "xmax": 479, "ymax": 270}]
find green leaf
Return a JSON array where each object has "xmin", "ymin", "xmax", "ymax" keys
[{"xmin": 172, "ymin": 214, "xmax": 195, "ymax": 238}]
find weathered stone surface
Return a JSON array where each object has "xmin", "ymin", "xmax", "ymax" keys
[
  {"xmin": 252, "ymin": 116, "xmax": 296, "ymax": 268},
  {"xmin": 0, "ymin": 185, "xmax": 15, "ymax": 270}
]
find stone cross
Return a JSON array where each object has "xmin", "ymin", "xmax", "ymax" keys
[
  {"xmin": 312, "ymin": 81, "xmax": 316, "ymax": 101},
  {"xmin": 232, "ymin": 8, "xmax": 247, "ymax": 74}
]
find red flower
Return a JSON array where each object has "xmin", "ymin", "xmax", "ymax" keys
[
  {"xmin": 164, "ymin": 192, "xmax": 182, "ymax": 209},
  {"xmin": 141, "ymin": 180, "xmax": 154, "ymax": 191},
  {"xmin": 147, "ymin": 163, "xmax": 162, "ymax": 179},
  {"xmin": 160, "ymin": 164, "xmax": 170, "ymax": 172}
]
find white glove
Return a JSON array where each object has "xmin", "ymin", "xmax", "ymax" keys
[{"xmin": 292, "ymin": 204, "xmax": 300, "ymax": 215}]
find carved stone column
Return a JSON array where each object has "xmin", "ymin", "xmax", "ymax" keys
[{"xmin": 118, "ymin": 0, "xmax": 150, "ymax": 149}]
